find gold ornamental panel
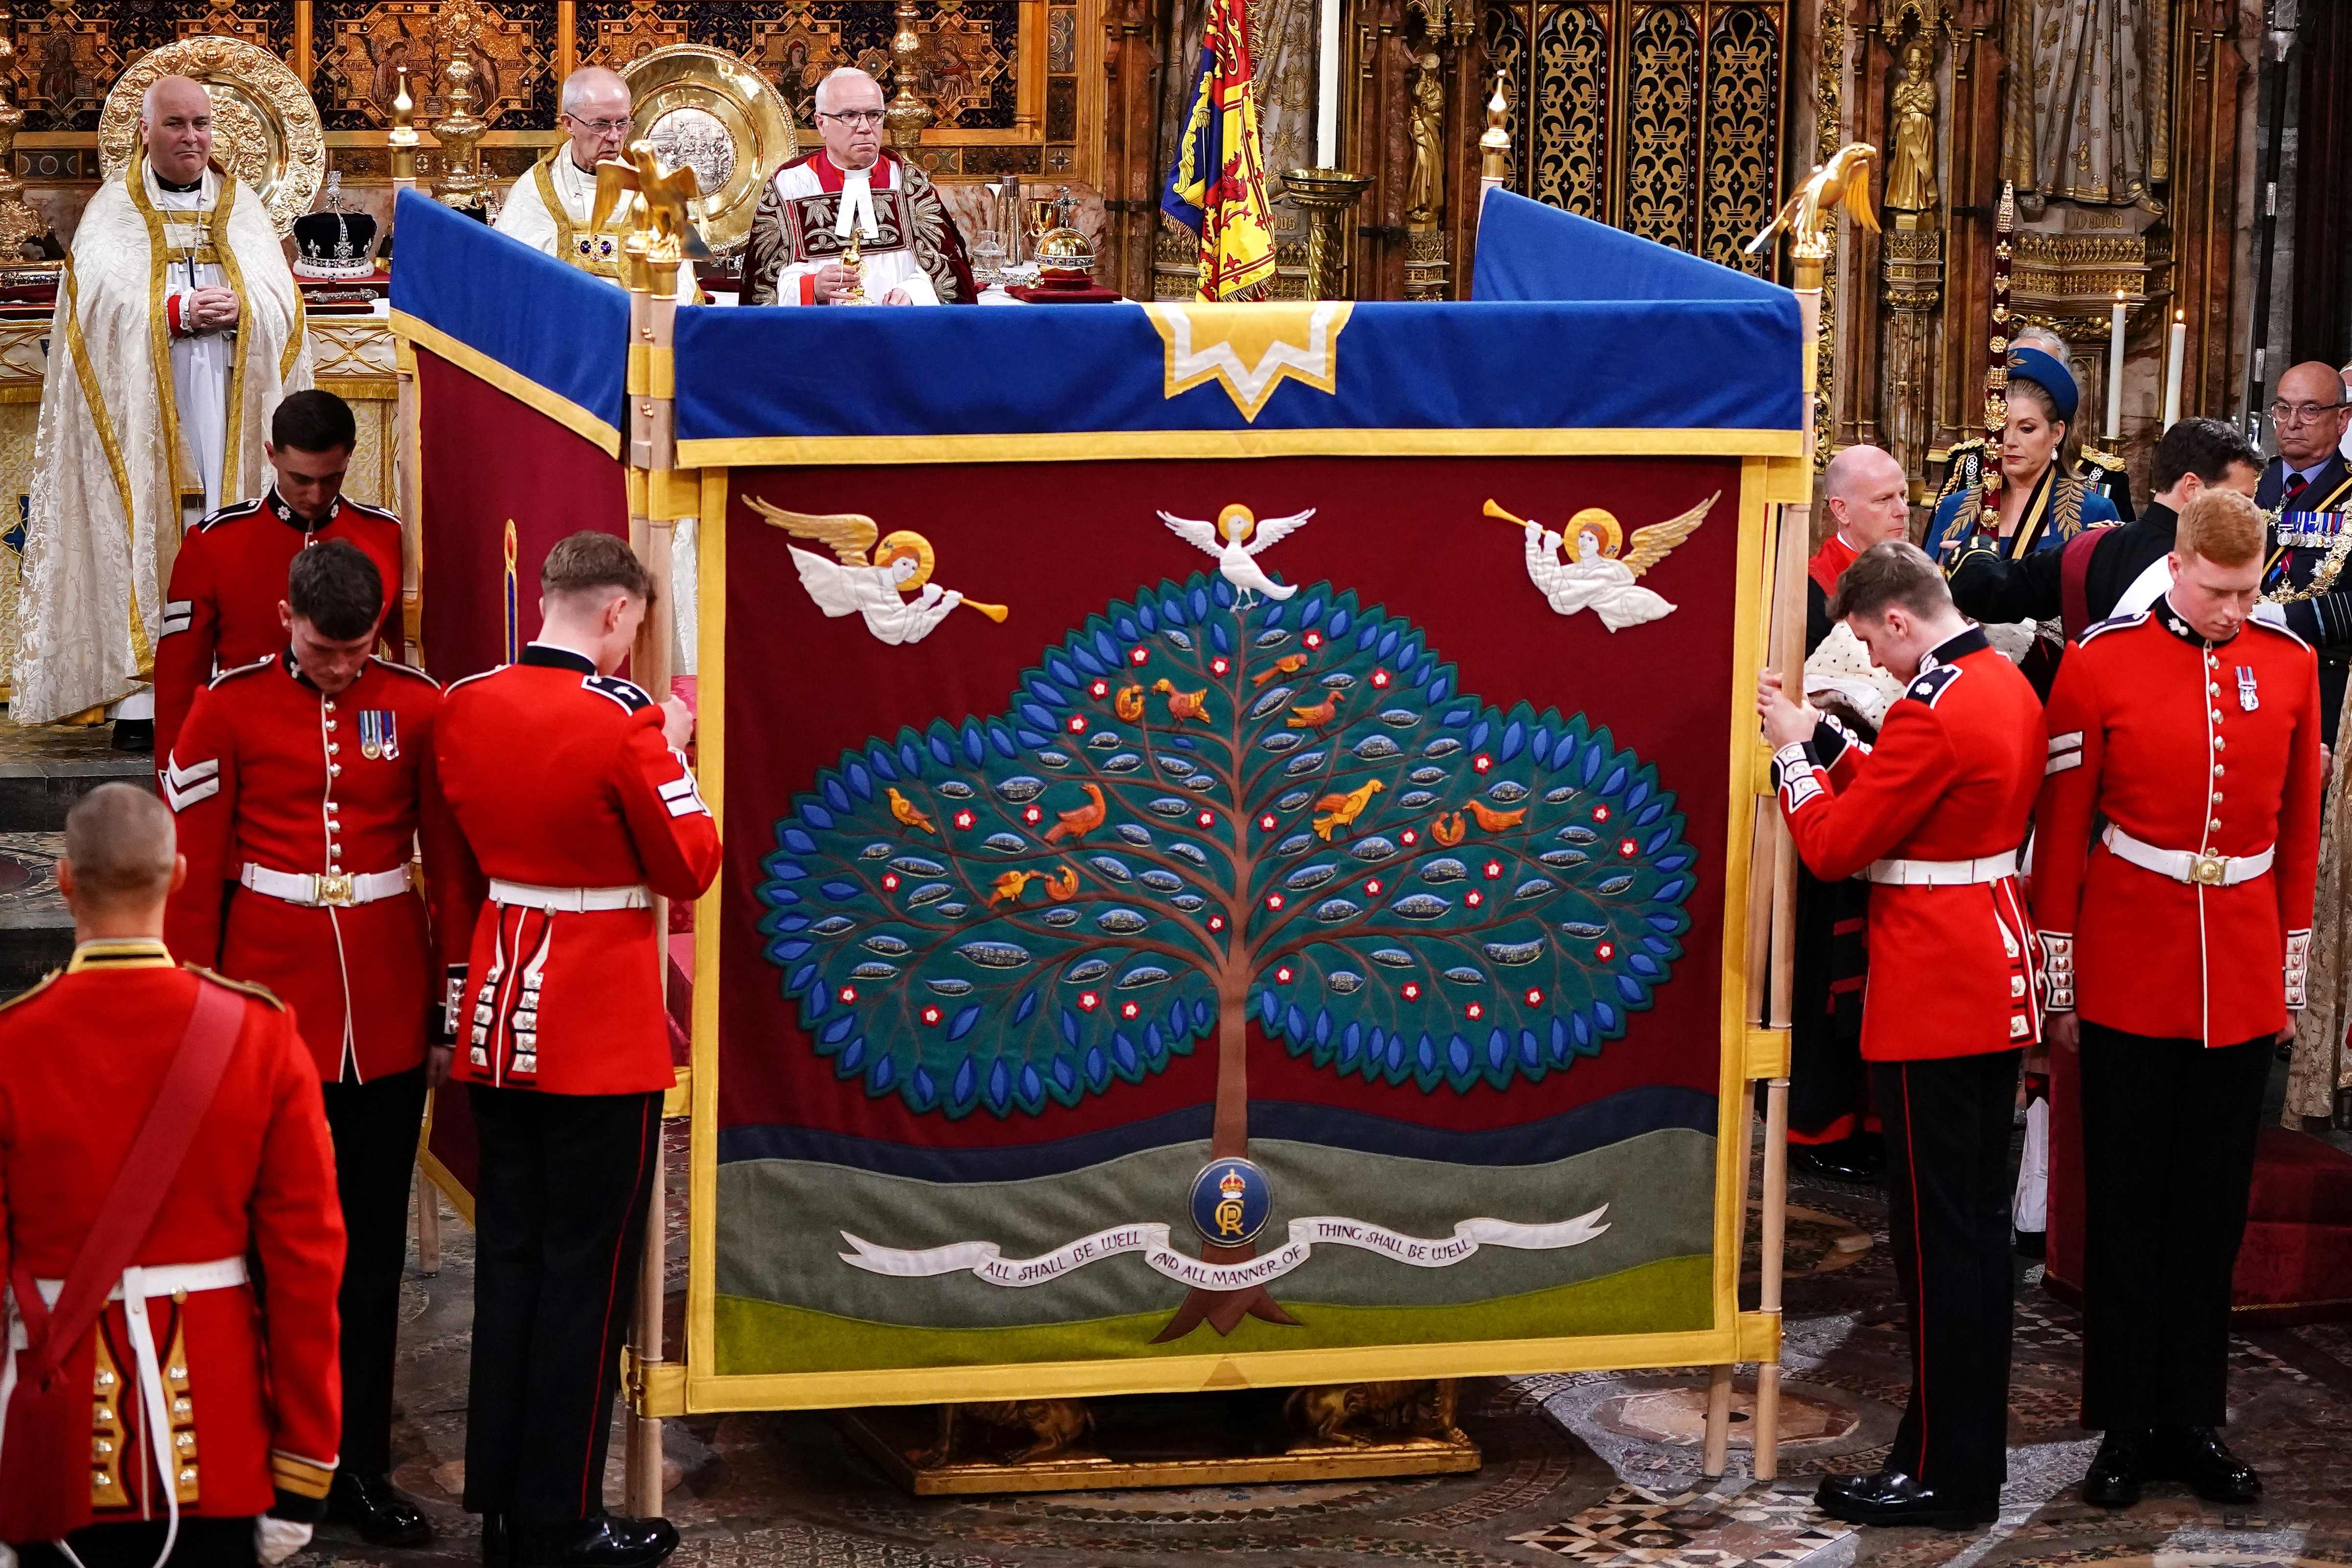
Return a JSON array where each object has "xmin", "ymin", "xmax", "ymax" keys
[
  {"xmin": 97, "ymin": 36, "xmax": 324, "ymax": 237},
  {"xmin": 620, "ymin": 45, "xmax": 799, "ymax": 256},
  {"xmin": 1485, "ymin": 0, "xmax": 1788, "ymax": 273}
]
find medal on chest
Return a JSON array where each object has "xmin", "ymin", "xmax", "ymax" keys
[
  {"xmin": 2237, "ymin": 665, "xmax": 2259, "ymax": 712},
  {"xmin": 357, "ymin": 709, "xmax": 399, "ymax": 760}
]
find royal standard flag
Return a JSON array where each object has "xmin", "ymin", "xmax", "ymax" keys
[{"xmin": 1160, "ymin": 0, "xmax": 1276, "ymax": 301}]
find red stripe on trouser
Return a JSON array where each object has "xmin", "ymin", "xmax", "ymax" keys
[
  {"xmin": 577, "ymin": 1101, "xmax": 655, "ymax": 1512},
  {"xmin": 1901, "ymin": 1064, "xmax": 1930, "ymax": 1478}
]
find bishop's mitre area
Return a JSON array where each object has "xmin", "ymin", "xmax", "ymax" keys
[{"xmin": 3, "ymin": 4, "xmax": 2352, "ymax": 1568}]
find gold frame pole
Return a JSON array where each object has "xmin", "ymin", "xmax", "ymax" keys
[{"xmin": 621, "ymin": 225, "xmax": 688, "ymax": 1520}]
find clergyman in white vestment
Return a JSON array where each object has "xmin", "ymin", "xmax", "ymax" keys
[{"xmin": 11, "ymin": 74, "xmax": 310, "ymax": 728}]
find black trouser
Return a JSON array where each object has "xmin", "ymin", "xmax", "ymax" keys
[
  {"xmin": 320, "ymin": 1065, "xmax": 429, "ymax": 1478},
  {"xmin": 20, "ymin": 1520, "xmax": 254, "ymax": 1568},
  {"xmin": 464, "ymin": 1085, "xmax": 662, "ymax": 1523},
  {"xmin": 1790, "ymin": 866, "xmax": 1871, "ymax": 1144},
  {"xmin": 2078, "ymin": 1023, "xmax": 2271, "ymax": 1430},
  {"xmin": 1872, "ymin": 1050, "xmax": 2020, "ymax": 1500}
]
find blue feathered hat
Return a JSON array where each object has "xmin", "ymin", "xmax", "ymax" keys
[{"xmin": 2005, "ymin": 345, "xmax": 2079, "ymax": 424}]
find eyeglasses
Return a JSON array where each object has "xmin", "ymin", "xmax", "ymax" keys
[
  {"xmin": 2270, "ymin": 400, "xmax": 2347, "ymax": 425},
  {"xmin": 566, "ymin": 114, "xmax": 633, "ymax": 136},
  {"xmin": 819, "ymin": 109, "xmax": 887, "ymax": 128}
]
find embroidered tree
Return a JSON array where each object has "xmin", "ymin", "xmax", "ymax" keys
[{"xmin": 758, "ymin": 573, "xmax": 1695, "ymax": 1340}]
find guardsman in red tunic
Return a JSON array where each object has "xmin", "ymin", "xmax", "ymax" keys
[
  {"xmin": 162, "ymin": 542, "xmax": 472, "ymax": 1546},
  {"xmin": 0, "ymin": 784, "xmax": 344, "ymax": 1567},
  {"xmin": 435, "ymin": 533, "xmax": 718, "ymax": 1568},
  {"xmin": 1760, "ymin": 542, "xmax": 2046, "ymax": 1529},
  {"xmin": 152, "ymin": 389, "xmax": 404, "ymax": 770},
  {"xmin": 1790, "ymin": 444, "xmax": 1912, "ymax": 1184},
  {"xmin": 2036, "ymin": 490, "xmax": 2324, "ymax": 1509}
]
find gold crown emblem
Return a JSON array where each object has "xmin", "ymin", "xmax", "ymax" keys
[{"xmin": 1218, "ymin": 1168, "xmax": 1247, "ymax": 1199}]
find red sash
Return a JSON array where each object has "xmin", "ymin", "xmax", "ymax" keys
[{"xmin": 0, "ymin": 979, "xmax": 242, "ymax": 1538}]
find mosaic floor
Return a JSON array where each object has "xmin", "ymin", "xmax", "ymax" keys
[{"xmin": 302, "ymin": 1132, "xmax": 2352, "ymax": 1568}]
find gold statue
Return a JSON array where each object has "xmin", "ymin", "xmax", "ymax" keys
[
  {"xmin": 590, "ymin": 140, "xmax": 702, "ymax": 269},
  {"xmin": 1884, "ymin": 37, "xmax": 1938, "ymax": 212},
  {"xmin": 836, "ymin": 224, "xmax": 868, "ymax": 304},
  {"xmin": 1745, "ymin": 142, "xmax": 1881, "ymax": 261},
  {"xmin": 1405, "ymin": 52, "xmax": 1445, "ymax": 228}
]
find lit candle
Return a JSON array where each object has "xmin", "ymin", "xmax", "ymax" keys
[
  {"xmin": 2105, "ymin": 290, "xmax": 2125, "ymax": 441},
  {"xmin": 2162, "ymin": 310, "xmax": 2187, "ymax": 430},
  {"xmin": 1315, "ymin": 0, "xmax": 1341, "ymax": 169}
]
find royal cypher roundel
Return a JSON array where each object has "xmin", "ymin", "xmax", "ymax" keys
[{"xmin": 756, "ymin": 573, "xmax": 1696, "ymax": 1119}]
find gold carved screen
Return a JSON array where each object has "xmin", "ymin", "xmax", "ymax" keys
[{"xmin": 1481, "ymin": 0, "xmax": 1789, "ymax": 275}]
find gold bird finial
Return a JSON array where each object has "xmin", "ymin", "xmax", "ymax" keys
[{"xmin": 1745, "ymin": 142, "xmax": 1880, "ymax": 262}]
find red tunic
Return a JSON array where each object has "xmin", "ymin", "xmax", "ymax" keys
[
  {"xmin": 1806, "ymin": 532, "xmax": 1860, "ymax": 598},
  {"xmin": 154, "ymin": 486, "xmax": 404, "ymax": 773},
  {"xmin": 163, "ymin": 652, "xmax": 475, "ymax": 1083},
  {"xmin": 436, "ymin": 644, "xmax": 721, "ymax": 1096},
  {"xmin": 1773, "ymin": 627, "xmax": 2047, "ymax": 1061},
  {"xmin": 0, "ymin": 942, "xmax": 345, "ymax": 1527},
  {"xmin": 2033, "ymin": 605, "xmax": 2324, "ymax": 1045}
]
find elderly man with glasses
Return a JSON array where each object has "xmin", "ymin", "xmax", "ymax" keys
[
  {"xmin": 743, "ymin": 66, "xmax": 976, "ymax": 306},
  {"xmin": 2255, "ymin": 362, "xmax": 2352, "ymax": 744},
  {"xmin": 493, "ymin": 66, "xmax": 696, "ymax": 301}
]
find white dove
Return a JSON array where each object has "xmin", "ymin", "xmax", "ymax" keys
[{"xmin": 1157, "ymin": 503, "xmax": 1317, "ymax": 609}]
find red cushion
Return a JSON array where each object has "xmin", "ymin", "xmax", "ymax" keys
[{"xmin": 2243, "ymin": 1124, "xmax": 2352, "ymax": 1225}]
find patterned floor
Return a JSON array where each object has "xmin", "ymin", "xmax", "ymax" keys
[{"xmin": 298, "ymin": 1134, "xmax": 2352, "ymax": 1568}]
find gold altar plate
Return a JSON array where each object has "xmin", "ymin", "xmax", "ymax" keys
[
  {"xmin": 99, "ymin": 37, "xmax": 325, "ymax": 238},
  {"xmin": 621, "ymin": 45, "xmax": 797, "ymax": 257}
]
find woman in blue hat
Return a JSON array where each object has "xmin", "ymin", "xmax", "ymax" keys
[{"xmin": 1929, "ymin": 345, "xmax": 2121, "ymax": 564}]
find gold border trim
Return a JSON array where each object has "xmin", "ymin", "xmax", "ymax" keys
[
  {"xmin": 677, "ymin": 428, "xmax": 1809, "ymax": 468},
  {"xmin": 60, "ymin": 257, "xmax": 152, "ymax": 676},
  {"xmin": 388, "ymin": 309, "xmax": 623, "ymax": 457},
  {"xmin": 678, "ymin": 454, "xmax": 1772, "ymax": 1412}
]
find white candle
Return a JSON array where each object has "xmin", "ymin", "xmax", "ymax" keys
[
  {"xmin": 2162, "ymin": 310, "xmax": 2187, "ymax": 430},
  {"xmin": 2105, "ymin": 291, "xmax": 2125, "ymax": 441},
  {"xmin": 1315, "ymin": 0, "xmax": 1340, "ymax": 169}
]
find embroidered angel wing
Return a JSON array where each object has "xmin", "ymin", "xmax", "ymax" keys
[
  {"xmin": 1157, "ymin": 511, "xmax": 1223, "ymax": 558},
  {"xmin": 746, "ymin": 495, "xmax": 880, "ymax": 565},
  {"xmin": 1244, "ymin": 508, "xmax": 1316, "ymax": 555},
  {"xmin": 1621, "ymin": 492, "xmax": 1720, "ymax": 578}
]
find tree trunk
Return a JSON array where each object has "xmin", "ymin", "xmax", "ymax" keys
[{"xmin": 1150, "ymin": 986, "xmax": 1298, "ymax": 1341}]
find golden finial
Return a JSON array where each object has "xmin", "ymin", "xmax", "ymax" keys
[{"xmin": 1478, "ymin": 70, "xmax": 1510, "ymax": 188}]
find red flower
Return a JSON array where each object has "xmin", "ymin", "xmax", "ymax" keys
[
  {"xmin": 1618, "ymin": 839, "xmax": 1638, "ymax": 858},
  {"xmin": 921, "ymin": 1006, "xmax": 941, "ymax": 1025},
  {"xmin": 1266, "ymin": 893, "xmax": 1285, "ymax": 910},
  {"xmin": 1067, "ymin": 715, "xmax": 1087, "ymax": 733},
  {"xmin": 1484, "ymin": 860, "xmax": 1503, "ymax": 879},
  {"xmin": 882, "ymin": 873, "xmax": 900, "ymax": 891},
  {"xmin": 1120, "ymin": 1000, "xmax": 1140, "ymax": 1019},
  {"xmin": 1089, "ymin": 680, "xmax": 1108, "ymax": 699},
  {"xmin": 1130, "ymin": 647, "xmax": 1149, "ymax": 665},
  {"xmin": 1596, "ymin": 942, "xmax": 1615, "ymax": 961},
  {"xmin": 1474, "ymin": 755, "xmax": 1492, "ymax": 773},
  {"xmin": 839, "ymin": 985, "xmax": 858, "ymax": 1003},
  {"xmin": 1211, "ymin": 658, "xmax": 1230, "ymax": 676},
  {"xmin": 1403, "ymin": 982, "xmax": 1421, "ymax": 1001},
  {"xmin": 1525, "ymin": 988, "xmax": 1544, "ymax": 1006},
  {"xmin": 1402, "ymin": 829, "xmax": 1419, "ymax": 845},
  {"xmin": 1466, "ymin": 890, "xmax": 1484, "ymax": 908},
  {"xmin": 1260, "ymin": 814, "xmax": 1278, "ymax": 830},
  {"xmin": 952, "ymin": 810, "xmax": 975, "ymax": 831},
  {"xmin": 1079, "ymin": 991, "xmax": 1101, "ymax": 1011},
  {"xmin": 1466, "ymin": 1002, "xmax": 1484, "ymax": 1021},
  {"xmin": 1275, "ymin": 966, "xmax": 1293, "ymax": 984},
  {"xmin": 1592, "ymin": 804, "xmax": 1612, "ymax": 822},
  {"xmin": 1372, "ymin": 668, "xmax": 1391, "ymax": 688},
  {"xmin": 1305, "ymin": 631, "xmax": 1323, "ymax": 649},
  {"xmin": 1209, "ymin": 915, "xmax": 1225, "ymax": 932},
  {"xmin": 1198, "ymin": 810, "xmax": 1216, "ymax": 827},
  {"xmin": 1023, "ymin": 805, "xmax": 1042, "ymax": 825},
  {"xmin": 1365, "ymin": 879, "xmax": 1383, "ymax": 896}
]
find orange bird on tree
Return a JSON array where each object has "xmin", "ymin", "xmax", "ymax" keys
[
  {"xmin": 1043, "ymin": 783, "xmax": 1108, "ymax": 843},
  {"xmin": 1287, "ymin": 690, "xmax": 1344, "ymax": 730},
  {"xmin": 1153, "ymin": 679, "xmax": 1214, "ymax": 724},
  {"xmin": 1250, "ymin": 653, "xmax": 1309, "ymax": 686},
  {"xmin": 1463, "ymin": 798, "xmax": 1527, "ymax": 832}
]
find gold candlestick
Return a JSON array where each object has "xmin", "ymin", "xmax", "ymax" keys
[
  {"xmin": 388, "ymin": 65, "xmax": 419, "ymax": 189},
  {"xmin": 884, "ymin": 0, "xmax": 931, "ymax": 152},
  {"xmin": 1283, "ymin": 169, "xmax": 1369, "ymax": 300}
]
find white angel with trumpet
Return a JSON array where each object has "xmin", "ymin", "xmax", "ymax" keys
[
  {"xmin": 746, "ymin": 495, "xmax": 1010, "ymax": 646},
  {"xmin": 1485, "ymin": 493, "xmax": 1719, "ymax": 632}
]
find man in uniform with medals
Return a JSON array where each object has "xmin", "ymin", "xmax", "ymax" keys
[
  {"xmin": 493, "ymin": 67, "xmax": 694, "ymax": 302},
  {"xmin": 163, "ymin": 542, "xmax": 470, "ymax": 1545},
  {"xmin": 2035, "ymin": 490, "xmax": 2324, "ymax": 1507},
  {"xmin": 2256, "ymin": 363, "xmax": 2352, "ymax": 743},
  {"xmin": 742, "ymin": 67, "xmax": 975, "ymax": 306}
]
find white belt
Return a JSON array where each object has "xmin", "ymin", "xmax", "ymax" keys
[
  {"xmin": 1, "ymin": 1257, "xmax": 248, "ymax": 1566},
  {"xmin": 1865, "ymin": 851, "xmax": 2019, "ymax": 886},
  {"xmin": 2100, "ymin": 823, "xmax": 2275, "ymax": 887},
  {"xmin": 489, "ymin": 878, "xmax": 651, "ymax": 912},
  {"xmin": 241, "ymin": 862, "xmax": 410, "ymax": 909}
]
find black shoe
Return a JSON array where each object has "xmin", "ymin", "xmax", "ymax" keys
[
  {"xmin": 328, "ymin": 1470, "xmax": 435, "ymax": 1546},
  {"xmin": 1792, "ymin": 1136, "xmax": 1884, "ymax": 1183},
  {"xmin": 482, "ymin": 1514, "xmax": 508, "ymax": 1568},
  {"xmin": 2013, "ymin": 1227, "xmax": 2047, "ymax": 1259},
  {"xmin": 111, "ymin": 718, "xmax": 153, "ymax": 752},
  {"xmin": 513, "ymin": 1512, "xmax": 680, "ymax": 1568},
  {"xmin": 1814, "ymin": 1471, "xmax": 1998, "ymax": 1529},
  {"xmin": 2151, "ymin": 1424, "xmax": 2261, "ymax": 1504},
  {"xmin": 2082, "ymin": 1429, "xmax": 2148, "ymax": 1508}
]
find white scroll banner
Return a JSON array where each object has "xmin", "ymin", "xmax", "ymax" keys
[{"xmin": 838, "ymin": 1205, "xmax": 1610, "ymax": 1292}]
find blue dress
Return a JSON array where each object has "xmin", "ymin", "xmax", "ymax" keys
[{"xmin": 1929, "ymin": 464, "xmax": 2121, "ymax": 567}]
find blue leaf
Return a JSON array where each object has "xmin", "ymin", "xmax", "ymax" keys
[
  {"xmin": 792, "ymin": 965, "xmax": 821, "ymax": 1002},
  {"xmin": 1655, "ymin": 876, "xmax": 1690, "ymax": 902},
  {"xmin": 1626, "ymin": 780, "xmax": 1650, "ymax": 811},
  {"xmin": 819, "ymin": 880, "xmax": 859, "ymax": 901},
  {"xmin": 1338, "ymin": 1022, "xmax": 1362, "ymax": 1068},
  {"xmin": 1488, "ymin": 1028, "xmax": 1509, "ymax": 1068},
  {"xmin": 1520, "ymin": 1029, "xmax": 1541, "ymax": 1068},
  {"xmin": 1014, "ymin": 990, "xmax": 1040, "ymax": 1025},
  {"xmin": 1095, "ymin": 629, "xmax": 1119, "ymax": 663},
  {"xmin": 767, "ymin": 859, "xmax": 808, "ymax": 881},
  {"xmin": 838, "ymin": 1036, "xmax": 864, "ymax": 1073},
  {"xmin": 869, "ymin": 748, "xmax": 898, "ymax": 782},
  {"xmin": 1028, "ymin": 680, "xmax": 1065, "ymax": 709},
  {"xmin": 1428, "ymin": 673, "xmax": 1453, "ymax": 703},
  {"xmin": 900, "ymin": 741, "xmax": 922, "ymax": 775},
  {"xmin": 1286, "ymin": 1004, "xmax": 1308, "ymax": 1039},
  {"xmin": 1594, "ymin": 1000, "xmax": 1618, "ymax": 1029},
  {"xmin": 770, "ymin": 938, "xmax": 812, "ymax": 960},
  {"xmin": 1300, "ymin": 598, "xmax": 1322, "ymax": 627},
  {"xmin": 1448, "ymin": 1034, "xmax": 1473, "ymax": 1076},
  {"xmin": 985, "ymin": 1059, "xmax": 1012, "ymax": 1113},
  {"xmin": 1630, "ymin": 954, "xmax": 1662, "ymax": 977},
  {"xmin": 782, "ymin": 827, "xmax": 817, "ymax": 855},
  {"xmin": 1416, "ymin": 1033, "xmax": 1437, "ymax": 1073},
  {"xmin": 1602, "ymin": 764, "xmax": 1628, "ymax": 795},
  {"xmin": 1052, "ymin": 1055, "xmax": 1078, "ymax": 1092},
  {"xmin": 1259, "ymin": 988, "xmax": 1280, "ymax": 1025},
  {"xmin": 1084, "ymin": 1046, "xmax": 1109, "ymax": 1089},
  {"xmin": 1137, "ymin": 601, "xmax": 1157, "ymax": 632},
  {"xmin": 1378, "ymin": 629, "xmax": 1399, "ymax": 659},
  {"xmin": 1499, "ymin": 721, "xmax": 1525, "ymax": 761},
  {"xmin": 1115, "ymin": 616, "xmax": 1139, "ymax": 641},
  {"xmin": 1210, "ymin": 621, "xmax": 1232, "ymax": 656},
  {"xmin": 824, "ymin": 778, "xmax": 851, "ymax": 813},
  {"xmin": 1213, "ymin": 578, "xmax": 1234, "ymax": 607},
  {"xmin": 846, "ymin": 762, "xmax": 874, "ymax": 800},
  {"xmin": 963, "ymin": 725, "xmax": 986, "ymax": 765},
  {"xmin": 1048, "ymin": 657, "xmax": 1079, "ymax": 685},
  {"xmin": 1019, "ymin": 1064, "xmax": 1046, "ymax": 1104},
  {"xmin": 1073, "ymin": 646, "xmax": 1106, "ymax": 676},
  {"xmin": 950, "ymin": 1056, "xmax": 978, "ymax": 1107},
  {"xmin": 1468, "ymin": 719, "xmax": 1490, "ymax": 750},
  {"xmin": 1113, "ymin": 1034, "xmax": 1140, "ymax": 1075},
  {"xmin": 1191, "ymin": 585, "xmax": 1211, "ymax": 618},
  {"xmin": 948, "ymin": 1005, "xmax": 982, "ymax": 1041},
  {"xmin": 822, "ymin": 1013, "xmax": 857, "ymax": 1045},
  {"xmin": 1616, "ymin": 974, "xmax": 1648, "ymax": 1005},
  {"xmin": 1060, "ymin": 1009, "xmax": 1080, "ymax": 1047},
  {"xmin": 866, "ymin": 1053, "xmax": 896, "ymax": 1095},
  {"xmin": 1164, "ymin": 593, "xmax": 1189, "ymax": 626},
  {"xmin": 909, "ymin": 1066, "xmax": 935, "ymax": 1108},
  {"xmin": 802, "ymin": 801, "xmax": 835, "ymax": 830},
  {"xmin": 989, "ymin": 724, "xmax": 1017, "ymax": 759}
]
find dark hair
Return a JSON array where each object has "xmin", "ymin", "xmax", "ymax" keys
[
  {"xmin": 2151, "ymin": 416, "xmax": 2261, "ymax": 495},
  {"xmin": 541, "ymin": 530, "xmax": 655, "ymax": 607},
  {"xmin": 1828, "ymin": 540, "xmax": 1953, "ymax": 622},
  {"xmin": 288, "ymin": 539, "xmax": 384, "ymax": 641},
  {"xmin": 270, "ymin": 388, "xmax": 357, "ymax": 455}
]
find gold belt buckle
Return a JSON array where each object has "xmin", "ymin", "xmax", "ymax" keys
[
  {"xmin": 2188, "ymin": 853, "xmax": 2228, "ymax": 886},
  {"xmin": 315, "ymin": 871, "xmax": 355, "ymax": 907}
]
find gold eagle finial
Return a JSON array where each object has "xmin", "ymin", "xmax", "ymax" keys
[{"xmin": 1745, "ymin": 143, "xmax": 1880, "ymax": 262}]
